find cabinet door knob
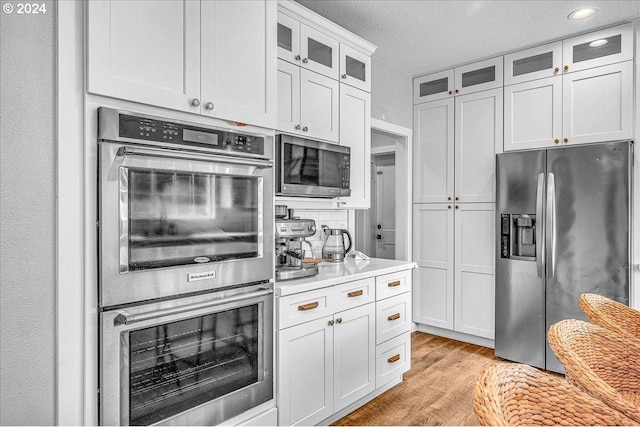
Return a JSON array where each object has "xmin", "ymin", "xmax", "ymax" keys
[
  {"xmin": 336, "ymin": 318, "xmax": 343, "ymax": 324},
  {"xmin": 455, "ymin": 196, "xmax": 459, "ymax": 201},
  {"xmin": 448, "ymin": 205, "xmax": 452, "ymax": 209},
  {"xmin": 191, "ymin": 98, "xmax": 200, "ymax": 107},
  {"xmin": 302, "ymin": 126, "xmax": 308, "ymax": 132},
  {"xmin": 554, "ymin": 67, "xmax": 560, "ymax": 73},
  {"xmin": 295, "ymin": 54, "xmax": 301, "ymax": 61},
  {"xmin": 205, "ymin": 102, "xmax": 214, "ymax": 110},
  {"xmin": 564, "ymin": 65, "xmax": 569, "ymax": 71},
  {"xmin": 455, "ymin": 205, "xmax": 459, "ymax": 209},
  {"xmin": 455, "ymin": 89, "xmax": 459, "ymax": 93},
  {"xmin": 328, "ymin": 320, "xmax": 334, "ymax": 326},
  {"xmin": 448, "ymin": 90, "xmax": 452, "ymax": 95},
  {"xmin": 554, "ymin": 138, "xmax": 560, "ymax": 144},
  {"xmin": 447, "ymin": 196, "xmax": 451, "ymax": 201},
  {"xmin": 295, "ymin": 124, "xmax": 301, "ymax": 130},
  {"xmin": 563, "ymin": 137, "xmax": 569, "ymax": 143},
  {"xmin": 302, "ymin": 58, "xmax": 309, "ymax": 64},
  {"xmin": 341, "ymin": 74, "xmax": 347, "ymax": 79}
]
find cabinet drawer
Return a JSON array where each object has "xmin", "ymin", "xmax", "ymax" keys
[
  {"xmin": 335, "ymin": 278, "xmax": 375, "ymax": 311},
  {"xmin": 376, "ymin": 333, "xmax": 411, "ymax": 388},
  {"xmin": 376, "ymin": 293, "xmax": 412, "ymax": 344},
  {"xmin": 376, "ymin": 270, "xmax": 411, "ymax": 300},
  {"xmin": 278, "ymin": 287, "xmax": 336, "ymax": 329}
]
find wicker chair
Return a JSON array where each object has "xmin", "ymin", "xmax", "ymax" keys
[
  {"xmin": 472, "ymin": 361, "xmax": 637, "ymax": 426},
  {"xmin": 579, "ymin": 293, "xmax": 640, "ymax": 341},
  {"xmin": 548, "ymin": 319, "xmax": 640, "ymax": 423}
]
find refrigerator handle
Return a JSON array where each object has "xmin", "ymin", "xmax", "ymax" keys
[
  {"xmin": 536, "ymin": 173, "xmax": 545, "ymax": 278},
  {"xmin": 546, "ymin": 173, "xmax": 556, "ymax": 279}
]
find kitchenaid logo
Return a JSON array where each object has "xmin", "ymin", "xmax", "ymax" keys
[{"xmin": 188, "ymin": 271, "xmax": 216, "ymax": 282}]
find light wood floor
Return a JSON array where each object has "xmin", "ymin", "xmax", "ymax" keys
[{"xmin": 333, "ymin": 332, "xmax": 497, "ymax": 426}]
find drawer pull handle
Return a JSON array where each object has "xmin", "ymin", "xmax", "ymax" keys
[
  {"xmin": 347, "ymin": 290, "xmax": 363, "ymax": 298},
  {"xmin": 388, "ymin": 354, "xmax": 400, "ymax": 363},
  {"xmin": 298, "ymin": 302, "xmax": 319, "ymax": 311},
  {"xmin": 388, "ymin": 313, "xmax": 401, "ymax": 321},
  {"xmin": 388, "ymin": 280, "xmax": 401, "ymax": 287}
]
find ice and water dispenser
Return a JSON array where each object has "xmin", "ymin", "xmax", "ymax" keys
[{"xmin": 500, "ymin": 214, "xmax": 537, "ymax": 259}]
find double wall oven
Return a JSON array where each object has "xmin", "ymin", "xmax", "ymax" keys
[{"xmin": 97, "ymin": 108, "xmax": 274, "ymax": 425}]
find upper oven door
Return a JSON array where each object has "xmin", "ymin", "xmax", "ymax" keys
[{"xmin": 99, "ymin": 141, "xmax": 274, "ymax": 307}]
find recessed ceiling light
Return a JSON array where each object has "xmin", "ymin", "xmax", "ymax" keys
[
  {"xmin": 568, "ymin": 7, "xmax": 598, "ymax": 20},
  {"xmin": 589, "ymin": 39, "xmax": 608, "ymax": 47}
]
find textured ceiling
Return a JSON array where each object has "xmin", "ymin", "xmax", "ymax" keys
[{"xmin": 295, "ymin": 0, "xmax": 640, "ymax": 76}]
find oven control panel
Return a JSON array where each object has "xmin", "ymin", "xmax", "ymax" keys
[{"xmin": 118, "ymin": 113, "xmax": 264, "ymax": 155}]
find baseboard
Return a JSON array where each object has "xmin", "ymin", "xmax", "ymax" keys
[{"xmin": 415, "ymin": 324, "xmax": 495, "ymax": 349}]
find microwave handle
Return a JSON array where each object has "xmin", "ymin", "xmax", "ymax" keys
[
  {"xmin": 113, "ymin": 287, "xmax": 273, "ymax": 326},
  {"xmin": 116, "ymin": 146, "xmax": 273, "ymax": 169}
]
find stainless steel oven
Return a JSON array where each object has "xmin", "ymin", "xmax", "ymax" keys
[
  {"xmin": 100, "ymin": 283, "xmax": 273, "ymax": 426},
  {"xmin": 98, "ymin": 108, "xmax": 274, "ymax": 307}
]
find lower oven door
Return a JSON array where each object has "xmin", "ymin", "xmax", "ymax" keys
[{"xmin": 100, "ymin": 284, "xmax": 274, "ymax": 426}]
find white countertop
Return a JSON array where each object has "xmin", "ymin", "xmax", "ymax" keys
[{"xmin": 275, "ymin": 257, "xmax": 417, "ymax": 296}]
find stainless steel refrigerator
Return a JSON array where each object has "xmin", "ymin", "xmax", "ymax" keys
[{"xmin": 495, "ymin": 140, "xmax": 632, "ymax": 373}]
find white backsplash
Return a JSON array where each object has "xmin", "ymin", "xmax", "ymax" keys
[{"xmin": 292, "ymin": 209, "xmax": 349, "ymax": 258}]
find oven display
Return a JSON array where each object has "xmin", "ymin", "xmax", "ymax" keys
[{"xmin": 128, "ymin": 304, "xmax": 261, "ymax": 425}]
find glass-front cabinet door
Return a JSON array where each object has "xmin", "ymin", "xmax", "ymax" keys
[
  {"xmin": 300, "ymin": 24, "xmax": 340, "ymax": 80},
  {"xmin": 562, "ymin": 23, "xmax": 633, "ymax": 73},
  {"xmin": 277, "ymin": 11, "xmax": 301, "ymax": 65},
  {"xmin": 339, "ymin": 43, "xmax": 371, "ymax": 92},
  {"xmin": 454, "ymin": 56, "xmax": 503, "ymax": 96},
  {"xmin": 413, "ymin": 69, "xmax": 454, "ymax": 104},
  {"xmin": 504, "ymin": 42, "xmax": 563, "ymax": 85}
]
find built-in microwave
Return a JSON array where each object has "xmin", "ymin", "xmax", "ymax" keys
[{"xmin": 276, "ymin": 134, "xmax": 351, "ymax": 198}]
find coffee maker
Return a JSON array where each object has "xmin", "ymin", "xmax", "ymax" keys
[{"xmin": 275, "ymin": 208, "xmax": 319, "ymax": 281}]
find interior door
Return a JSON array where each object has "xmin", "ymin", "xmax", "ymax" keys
[{"xmin": 375, "ymin": 155, "xmax": 396, "ymax": 260}]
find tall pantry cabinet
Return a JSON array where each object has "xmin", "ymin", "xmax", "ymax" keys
[{"xmin": 412, "ymin": 58, "xmax": 502, "ymax": 344}]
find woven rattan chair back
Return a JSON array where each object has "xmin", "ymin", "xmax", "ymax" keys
[
  {"xmin": 548, "ymin": 319, "xmax": 640, "ymax": 423},
  {"xmin": 579, "ymin": 293, "xmax": 640, "ymax": 341},
  {"xmin": 472, "ymin": 361, "xmax": 637, "ymax": 426}
]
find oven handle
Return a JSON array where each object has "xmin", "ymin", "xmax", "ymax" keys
[
  {"xmin": 116, "ymin": 146, "xmax": 273, "ymax": 169},
  {"xmin": 113, "ymin": 287, "xmax": 274, "ymax": 326}
]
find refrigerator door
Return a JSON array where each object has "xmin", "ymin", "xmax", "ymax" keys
[
  {"xmin": 495, "ymin": 150, "xmax": 546, "ymax": 369},
  {"xmin": 545, "ymin": 141, "xmax": 631, "ymax": 373}
]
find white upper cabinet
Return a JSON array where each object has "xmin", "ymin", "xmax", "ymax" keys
[
  {"xmin": 413, "ymin": 69, "xmax": 454, "ymax": 104},
  {"xmin": 504, "ymin": 42, "xmax": 563, "ymax": 86},
  {"xmin": 562, "ymin": 23, "xmax": 633, "ymax": 73},
  {"xmin": 278, "ymin": 11, "xmax": 340, "ymax": 80},
  {"xmin": 563, "ymin": 61, "xmax": 633, "ymax": 145},
  {"xmin": 339, "ymin": 44, "xmax": 371, "ymax": 92},
  {"xmin": 504, "ymin": 76, "xmax": 563, "ymax": 151},
  {"xmin": 87, "ymin": 0, "xmax": 276, "ymax": 128},
  {"xmin": 454, "ymin": 56, "xmax": 504, "ymax": 97},
  {"xmin": 87, "ymin": 1, "xmax": 201, "ymax": 113}
]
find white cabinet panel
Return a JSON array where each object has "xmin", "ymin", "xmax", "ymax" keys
[
  {"xmin": 340, "ymin": 43, "xmax": 371, "ymax": 92},
  {"xmin": 277, "ymin": 59, "xmax": 301, "ymax": 134},
  {"xmin": 454, "ymin": 204, "xmax": 495, "ymax": 339},
  {"xmin": 562, "ymin": 23, "xmax": 633, "ymax": 73},
  {"xmin": 454, "ymin": 56, "xmax": 503, "ymax": 96},
  {"xmin": 339, "ymin": 85, "xmax": 371, "ymax": 208},
  {"xmin": 562, "ymin": 61, "xmax": 633, "ymax": 145},
  {"xmin": 504, "ymin": 76, "xmax": 562, "ymax": 151},
  {"xmin": 504, "ymin": 42, "xmax": 562, "ymax": 86},
  {"xmin": 87, "ymin": 0, "xmax": 201, "ymax": 113},
  {"xmin": 413, "ymin": 99, "xmax": 455, "ymax": 203},
  {"xmin": 333, "ymin": 303, "xmax": 376, "ymax": 412},
  {"xmin": 300, "ymin": 69, "xmax": 340, "ymax": 142},
  {"xmin": 412, "ymin": 204, "xmax": 454, "ymax": 329},
  {"xmin": 278, "ymin": 316, "xmax": 334, "ymax": 426},
  {"xmin": 455, "ymin": 88, "xmax": 503, "ymax": 203},
  {"xmin": 413, "ymin": 69, "xmax": 454, "ymax": 104},
  {"xmin": 200, "ymin": 0, "xmax": 276, "ymax": 127}
]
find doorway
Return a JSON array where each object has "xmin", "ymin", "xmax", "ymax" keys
[{"xmin": 354, "ymin": 119, "xmax": 412, "ymax": 261}]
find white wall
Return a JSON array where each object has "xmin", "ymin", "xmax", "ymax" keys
[
  {"xmin": 0, "ymin": 1, "xmax": 57, "ymax": 424},
  {"xmin": 371, "ymin": 57, "xmax": 412, "ymax": 129}
]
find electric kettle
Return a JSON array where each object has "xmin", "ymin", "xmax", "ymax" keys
[{"xmin": 321, "ymin": 228, "xmax": 352, "ymax": 262}]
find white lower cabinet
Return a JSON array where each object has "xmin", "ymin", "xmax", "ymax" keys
[
  {"xmin": 413, "ymin": 203, "xmax": 495, "ymax": 341},
  {"xmin": 277, "ymin": 268, "xmax": 413, "ymax": 426}
]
